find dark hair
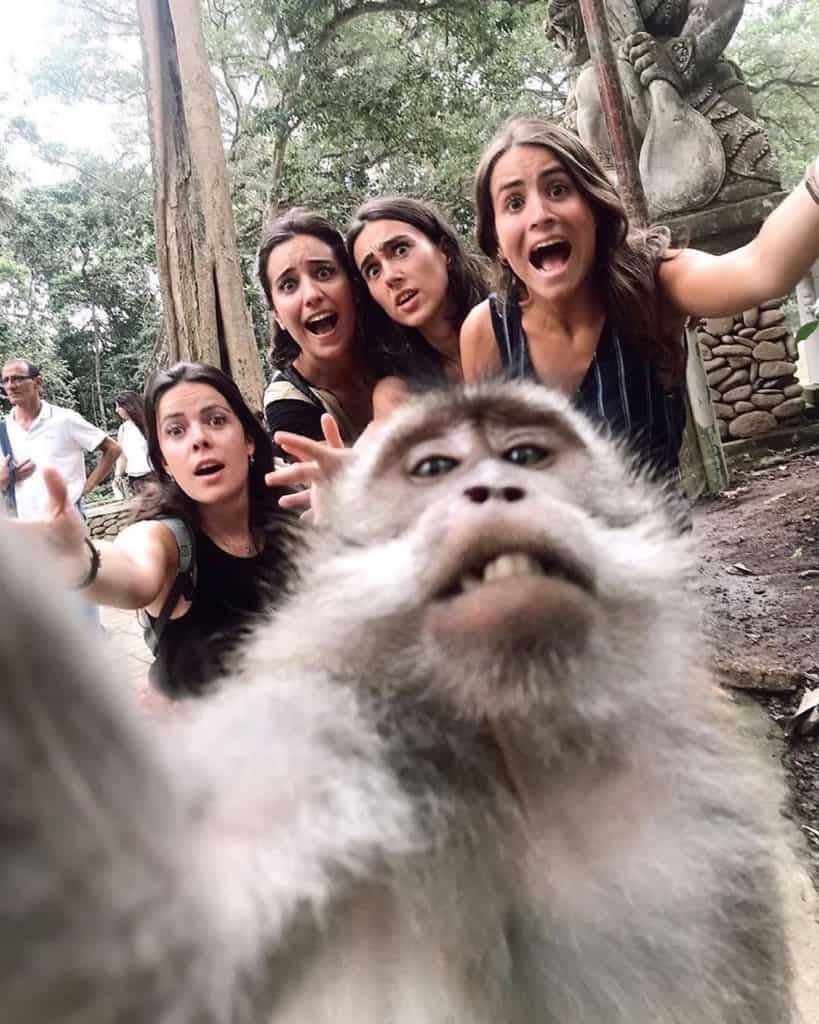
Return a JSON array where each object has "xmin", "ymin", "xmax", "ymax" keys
[
  {"xmin": 138, "ymin": 362, "xmax": 280, "ymax": 532},
  {"xmin": 2, "ymin": 358, "xmax": 41, "ymax": 378},
  {"xmin": 256, "ymin": 208, "xmax": 361, "ymax": 371},
  {"xmin": 114, "ymin": 390, "xmax": 147, "ymax": 436},
  {"xmin": 346, "ymin": 197, "xmax": 488, "ymax": 380},
  {"xmin": 474, "ymin": 117, "xmax": 683, "ymax": 381}
]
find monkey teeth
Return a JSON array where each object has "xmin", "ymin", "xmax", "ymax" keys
[{"xmin": 456, "ymin": 552, "xmax": 545, "ymax": 593}]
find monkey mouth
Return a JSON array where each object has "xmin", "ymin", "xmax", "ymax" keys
[
  {"xmin": 435, "ymin": 547, "xmax": 592, "ymax": 601},
  {"xmin": 425, "ymin": 536, "xmax": 596, "ymax": 647}
]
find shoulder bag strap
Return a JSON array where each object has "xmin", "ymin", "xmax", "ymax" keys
[{"xmin": 0, "ymin": 420, "xmax": 17, "ymax": 515}]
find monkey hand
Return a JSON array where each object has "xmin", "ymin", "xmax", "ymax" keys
[{"xmin": 267, "ymin": 414, "xmax": 350, "ymax": 525}]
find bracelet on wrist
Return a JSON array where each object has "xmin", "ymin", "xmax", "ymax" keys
[
  {"xmin": 72, "ymin": 537, "xmax": 101, "ymax": 591},
  {"xmin": 804, "ymin": 158, "xmax": 819, "ymax": 207}
]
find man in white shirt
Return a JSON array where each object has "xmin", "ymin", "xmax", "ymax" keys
[{"xmin": 0, "ymin": 358, "xmax": 121, "ymax": 520}]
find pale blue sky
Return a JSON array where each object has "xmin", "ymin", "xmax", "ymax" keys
[{"xmin": 1, "ymin": 0, "xmax": 123, "ymax": 183}]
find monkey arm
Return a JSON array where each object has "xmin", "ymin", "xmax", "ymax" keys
[{"xmin": 0, "ymin": 525, "xmax": 416, "ymax": 1023}]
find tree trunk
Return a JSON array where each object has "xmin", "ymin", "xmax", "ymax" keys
[{"xmin": 136, "ymin": 0, "xmax": 264, "ymax": 409}]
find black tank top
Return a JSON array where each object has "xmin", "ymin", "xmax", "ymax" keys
[
  {"xmin": 489, "ymin": 294, "xmax": 685, "ymax": 477},
  {"xmin": 148, "ymin": 524, "xmax": 290, "ymax": 699}
]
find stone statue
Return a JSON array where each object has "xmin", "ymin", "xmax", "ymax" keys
[{"xmin": 546, "ymin": 0, "xmax": 780, "ymax": 217}]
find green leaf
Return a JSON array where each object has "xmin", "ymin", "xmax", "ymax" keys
[{"xmin": 795, "ymin": 321, "xmax": 818, "ymax": 344}]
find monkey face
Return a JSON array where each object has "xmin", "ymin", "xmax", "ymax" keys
[{"xmin": 285, "ymin": 382, "xmax": 690, "ymax": 724}]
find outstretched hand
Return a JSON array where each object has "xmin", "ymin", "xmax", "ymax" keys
[
  {"xmin": 265, "ymin": 414, "xmax": 352, "ymax": 526},
  {"xmin": 10, "ymin": 468, "xmax": 89, "ymax": 579}
]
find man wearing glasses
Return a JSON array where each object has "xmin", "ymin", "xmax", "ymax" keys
[{"xmin": 1, "ymin": 358, "xmax": 121, "ymax": 521}]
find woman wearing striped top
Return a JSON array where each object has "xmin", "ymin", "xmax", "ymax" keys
[{"xmin": 461, "ymin": 116, "xmax": 819, "ymax": 477}]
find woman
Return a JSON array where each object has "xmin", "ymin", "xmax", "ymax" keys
[
  {"xmin": 114, "ymin": 390, "xmax": 155, "ymax": 495},
  {"xmin": 269, "ymin": 200, "xmax": 488, "ymax": 514},
  {"xmin": 258, "ymin": 208, "xmax": 381, "ymax": 451},
  {"xmin": 347, "ymin": 196, "xmax": 487, "ymax": 382},
  {"xmin": 18, "ymin": 362, "xmax": 291, "ymax": 700},
  {"xmin": 461, "ymin": 117, "xmax": 819, "ymax": 476}
]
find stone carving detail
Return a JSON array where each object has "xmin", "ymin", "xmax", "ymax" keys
[
  {"xmin": 546, "ymin": 0, "xmax": 781, "ymax": 216},
  {"xmin": 696, "ymin": 298, "xmax": 805, "ymax": 439}
]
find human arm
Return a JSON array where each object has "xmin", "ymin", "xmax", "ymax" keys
[
  {"xmin": 12, "ymin": 467, "xmax": 180, "ymax": 611},
  {"xmin": 115, "ymin": 425, "xmax": 127, "ymax": 477},
  {"xmin": 658, "ymin": 165, "xmax": 819, "ymax": 318},
  {"xmin": 460, "ymin": 300, "xmax": 503, "ymax": 383},
  {"xmin": 82, "ymin": 437, "xmax": 121, "ymax": 497}
]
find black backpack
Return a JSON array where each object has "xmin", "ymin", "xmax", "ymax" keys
[{"xmin": 137, "ymin": 518, "xmax": 196, "ymax": 655}]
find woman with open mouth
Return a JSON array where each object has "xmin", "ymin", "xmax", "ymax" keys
[
  {"xmin": 346, "ymin": 196, "xmax": 488, "ymax": 385},
  {"xmin": 461, "ymin": 115, "xmax": 819, "ymax": 478},
  {"xmin": 258, "ymin": 209, "xmax": 385, "ymax": 457},
  {"xmin": 10, "ymin": 362, "xmax": 293, "ymax": 700}
]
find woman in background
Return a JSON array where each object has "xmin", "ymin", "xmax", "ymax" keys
[
  {"xmin": 114, "ymin": 390, "xmax": 155, "ymax": 495},
  {"xmin": 258, "ymin": 208, "xmax": 382, "ymax": 452},
  {"xmin": 462, "ymin": 115, "xmax": 819, "ymax": 477},
  {"xmin": 347, "ymin": 196, "xmax": 487, "ymax": 383},
  {"xmin": 15, "ymin": 363, "xmax": 292, "ymax": 700}
]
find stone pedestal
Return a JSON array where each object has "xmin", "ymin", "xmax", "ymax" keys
[
  {"xmin": 696, "ymin": 302, "xmax": 805, "ymax": 439},
  {"xmin": 665, "ymin": 191, "xmax": 808, "ymax": 440}
]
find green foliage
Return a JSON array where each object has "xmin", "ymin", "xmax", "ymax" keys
[
  {"xmin": 0, "ymin": 150, "xmax": 158, "ymax": 428},
  {"xmin": 730, "ymin": 0, "xmax": 819, "ymax": 185},
  {"xmin": 4, "ymin": 0, "xmax": 816, "ymax": 406}
]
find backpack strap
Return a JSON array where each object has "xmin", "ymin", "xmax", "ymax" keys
[
  {"xmin": 278, "ymin": 364, "xmax": 326, "ymax": 410},
  {"xmin": 138, "ymin": 517, "xmax": 196, "ymax": 656},
  {"xmin": 0, "ymin": 419, "xmax": 16, "ymax": 516}
]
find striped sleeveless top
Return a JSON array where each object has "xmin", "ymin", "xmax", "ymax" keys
[{"xmin": 489, "ymin": 294, "xmax": 685, "ymax": 477}]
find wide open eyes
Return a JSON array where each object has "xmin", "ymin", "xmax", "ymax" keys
[
  {"xmin": 410, "ymin": 455, "xmax": 459, "ymax": 479},
  {"xmin": 502, "ymin": 444, "xmax": 551, "ymax": 467}
]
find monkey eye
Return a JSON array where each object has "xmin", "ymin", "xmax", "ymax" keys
[
  {"xmin": 410, "ymin": 455, "xmax": 459, "ymax": 478},
  {"xmin": 502, "ymin": 444, "xmax": 550, "ymax": 467}
]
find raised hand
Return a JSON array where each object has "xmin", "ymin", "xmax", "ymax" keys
[
  {"xmin": 10, "ymin": 467, "xmax": 89, "ymax": 582},
  {"xmin": 265, "ymin": 414, "xmax": 351, "ymax": 525}
]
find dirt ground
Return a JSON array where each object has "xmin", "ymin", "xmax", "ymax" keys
[{"xmin": 694, "ymin": 439, "xmax": 819, "ymax": 885}]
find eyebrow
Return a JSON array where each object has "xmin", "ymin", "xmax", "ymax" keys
[
  {"xmin": 357, "ymin": 235, "xmax": 411, "ymax": 268},
  {"xmin": 160, "ymin": 403, "xmax": 230, "ymax": 426},
  {"xmin": 493, "ymin": 165, "xmax": 566, "ymax": 197},
  {"xmin": 274, "ymin": 258, "xmax": 336, "ymax": 285},
  {"xmin": 370, "ymin": 401, "xmax": 581, "ymax": 478}
]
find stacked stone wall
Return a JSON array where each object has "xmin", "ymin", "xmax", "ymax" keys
[
  {"xmin": 697, "ymin": 298, "xmax": 805, "ymax": 440},
  {"xmin": 87, "ymin": 502, "xmax": 134, "ymax": 540}
]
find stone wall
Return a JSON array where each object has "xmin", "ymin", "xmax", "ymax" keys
[
  {"xmin": 697, "ymin": 298, "xmax": 804, "ymax": 440},
  {"xmin": 87, "ymin": 500, "xmax": 134, "ymax": 540}
]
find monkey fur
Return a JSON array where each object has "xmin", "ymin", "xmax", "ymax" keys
[{"xmin": 0, "ymin": 381, "xmax": 790, "ymax": 1022}]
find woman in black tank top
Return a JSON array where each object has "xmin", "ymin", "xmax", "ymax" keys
[
  {"xmin": 16, "ymin": 362, "xmax": 293, "ymax": 699},
  {"xmin": 463, "ymin": 117, "xmax": 819, "ymax": 478}
]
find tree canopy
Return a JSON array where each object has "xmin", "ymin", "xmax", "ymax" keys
[{"xmin": 1, "ymin": 0, "xmax": 816, "ymax": 427}]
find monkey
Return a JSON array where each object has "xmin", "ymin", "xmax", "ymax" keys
[{"xmin": 0, "ymin": 380, "xmax": 790, "ymax": 1023}]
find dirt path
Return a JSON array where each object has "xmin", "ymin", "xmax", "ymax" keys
[{"xmin": 694, "ymin": 444, "xmax": 819, "ymax": 888}]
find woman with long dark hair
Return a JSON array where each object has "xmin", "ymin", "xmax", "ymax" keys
[
  {"xmin": 13, "ymin": 362, "xmax": 292, "ymax": 699},
  {"xmin": 462, "ymin": 115, "xmax": 819, "ymax": 477},
  {"xmin": 346, "ymin": 196, "xmax": 488, "ymax": 383},
  {"xmin": 114, "ymin": 389, "xmax": 155, "ymax": 494},
  {"xmin": 258, "ymin": 208, "xmax": 385, "ymax": 451}
]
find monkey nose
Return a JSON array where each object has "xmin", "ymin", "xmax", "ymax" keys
[{"xmin": 463, "ymin": 485, "xmax": 525, "ymax": 504}]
